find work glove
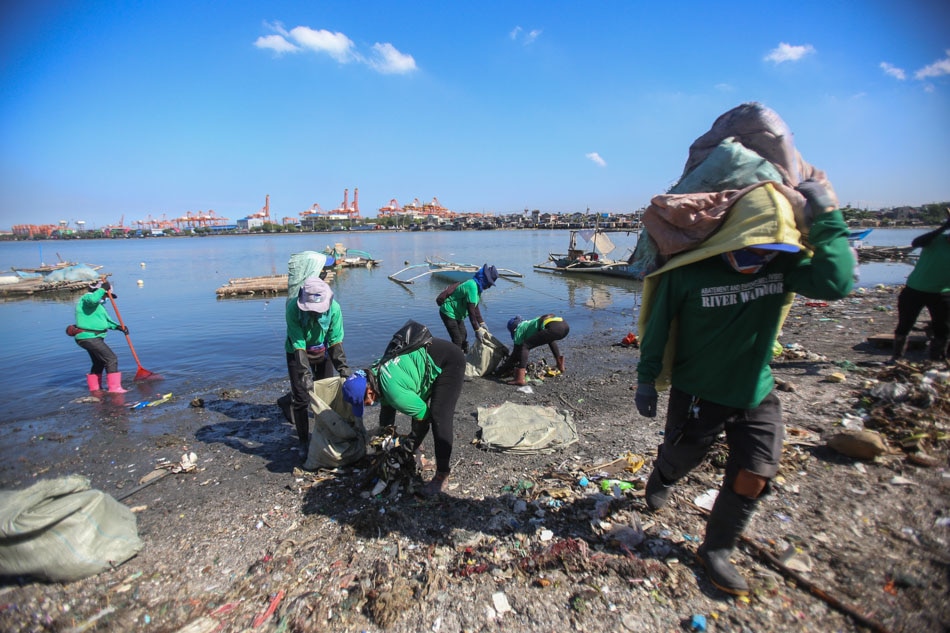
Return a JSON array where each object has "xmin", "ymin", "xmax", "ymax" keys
[
  {"xmin": 476, "ymin": 326, "xmax": 490, "ymax": 342},
  {"xmin": 795, "ymin": 179, "xmax": 836, "ymax": 225},
  {"xmin": 119, "ymin": 325, "xmax": 129, "ymax": 335},
  {"xmin": 101, "ymin": 280, "xmax": 111, "ymax": 292},
  {"xmin": 634, "ymin": 383, "xmax": 658, "ymax": 418}
]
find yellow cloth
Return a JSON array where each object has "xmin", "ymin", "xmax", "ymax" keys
[{"xmin": 637, "ymin": 183, "xmax": 807, "ymax": 390}]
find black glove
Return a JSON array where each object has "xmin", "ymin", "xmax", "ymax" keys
[
  {"xmin": 635, "ymin": 383, "xmax": 658, "ymax": 418},
  {"xmin": 327, "ymin": 343, "xmax": 350, "ymax": 378},
  {"xmin": 795, "ymin": 179, "xmax": 836, "ymax": 224},
  {"xmin": 101, "ymin": 280, "xmax": 111, "ymax": 292},
  {"xmin": 119, "ymin": 325, "xmax": 129, "ymax": 335}
]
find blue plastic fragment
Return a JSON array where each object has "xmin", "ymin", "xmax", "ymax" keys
[{"xmin": 690, "ymin": 614, "xmax": 707, "ymax": 631}]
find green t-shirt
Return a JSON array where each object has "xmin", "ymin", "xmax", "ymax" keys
[
  {"xmin": 375, "ymin": 347, "xmax": 442, "ymax": 421},
  {"xmin": 637, "ymin": 211, "xmax": 854, "ymax": 408},
  {"xmin": 439, "ymin": 278, "xmax": 480, "ymax": 320},
  {"xmin": 907, "ymin": 232, "xmax": 950, "ymax": 294},
  {"xmin": 284, "ymin": 299, "xmax": 344, "ymax": 353}
]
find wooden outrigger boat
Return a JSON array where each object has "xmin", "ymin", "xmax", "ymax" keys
[
  {"xmin": 323, "ymin": 243, "xmax": 382, "ymax": 268},
  {"xmin": 388, "ymin": 256, "xmax": 523, "ymax": 285},
  {"xmin": 534, "ymin": 229, "xmax": 644, "ymax": 279}
]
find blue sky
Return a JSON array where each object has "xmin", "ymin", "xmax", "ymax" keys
[{"xmin": 2, "ymin": 1, "xmax": 948, "ymax": 230}]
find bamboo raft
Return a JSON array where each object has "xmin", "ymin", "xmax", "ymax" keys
[
  {"xmin": 0, "ymin": 277, "xmax": 99, "ymax": 299},
  {"xmin": 855, "ymin": 245, "xmax": 916, "ymax": 262},
  {"xmin": 215, "ymin": 272, "xmax": 336, "ymax": 298}
]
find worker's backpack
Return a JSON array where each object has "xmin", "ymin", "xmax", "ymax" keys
[
  {"xmin": 376, "ymin": 320, "xmax": 434, "ymax": 367},
  {"xmin": 435, "ymin": 281, "xmax": 462, "ymax": 306}
]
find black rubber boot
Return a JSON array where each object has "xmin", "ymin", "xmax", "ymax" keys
[
  {"xmin": 697, "ymin": 486, "xmax": 759, "ymax": 596},
  {"xmin": 929, "ymin": 337, "xmax": 947, "ymax": 361},
  {"xmin": 891, "ymin": 335, "xmax": 907, "ymax": 360},
  {"xmin": 645, "ymin": 467, "xmax": 675, "ymax": 511}
]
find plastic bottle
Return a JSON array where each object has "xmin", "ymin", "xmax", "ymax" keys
[{"xmin": 600, "ymin": 479, "xmax": 634, "ymax": 493}]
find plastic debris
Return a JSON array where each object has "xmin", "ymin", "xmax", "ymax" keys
[
  {"xmin": 690, "ymin": 614, "xmax": 707, "ymax": 631},
  {"xmin": 600, "ymin": 479, "xmax": 634, "ymax": 494},
  {"xmin": 693, "ymin": 489, "xmax": 718, "ymax": 511}
]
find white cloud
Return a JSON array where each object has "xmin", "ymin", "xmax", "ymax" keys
[
  {"xmin": 255, "ymin": 23, "xmax": 417, "ymax": 74},
  {"xmin": 714, "ymin": 83, "xmax": 734, "ymax": 92},
  {"xmin": 764, "ymin": 43, "xmax": 815, "ymax": 64},
  {"xmin": 880, "ymin": 62, "xmax": 906, "ymax": 80},
  {"xmin": 510, "ymin": 26, "xmax": 541, "ymax": 45},
  {"xmin": 368, "ymin": 43, "xmax": 417, "ymax": 74},
  {"xmin": 254, "ymin": 34, "xmax": 299, "ymax": 54},
  {"xmin": 586, "ymin": 152, "xmax": 606, "ymax": 167},
  {"xmin": 289, "ymin": 26, "xmax": 355, "ymax": 63},
  {"xmin": 914, "ymin": 50, "xmax": 950, "ymax": 80}
]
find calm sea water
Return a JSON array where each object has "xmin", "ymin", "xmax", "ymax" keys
[{"xmin": 0, "ymin": 228, "xmax": 916, "ymax": 424}]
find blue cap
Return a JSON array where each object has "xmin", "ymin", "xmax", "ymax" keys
[
  {"xmin": 507, "ymin": 315, "xmax": 523, "ymax": 338},
  {"xmin": 342, "ymin": 371, "xmax": 366, "ymax": 417},
  {"xmin": 324, "ymin": 255, "xmax": 336, "ymax": 267}
]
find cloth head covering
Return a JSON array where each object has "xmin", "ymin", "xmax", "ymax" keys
[
  {"xmin": 507, "ymin": 316, "xmax": 523, "ymax": 338},
  {"xmin": 87, "ymin": 279, "xmax": 116, "ymax": 298},
  {"xmin": 297, "ymin": 277, "xmax": 332, "ymax": 312},
  {"xmin": 473, "ymin": 264, "xmax": 499, "ymax": 291},
  {"xmin": 342, "ymin": 370, "xmax": 367, "ymax": 418}
]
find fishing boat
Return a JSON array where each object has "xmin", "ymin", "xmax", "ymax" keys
[
  {"xmin": 323, "ymin": 243, "xmax": 382, "ymax": 268},
  {"xmin": 534, "ymin": 229, "xmax": 644, "ymax": 279},
  {"xmin": 388, "ymin": 256, "xmax": 523, "ymax": 285},
  {"xmin": 848, "ymin": 228, "xmax": 873, "ymax": 245}
]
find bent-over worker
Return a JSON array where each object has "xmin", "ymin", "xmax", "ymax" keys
[
  {"xmin": 438, "ymin": 264, "xmax": 498, "ymax": 353},
  {"xmin": 497, "ymin": 314, "xmax": 570, "ymax": 385},
  {"xmin": 364, "ymin": 337, "xmax": 466, "ymax": 497}
]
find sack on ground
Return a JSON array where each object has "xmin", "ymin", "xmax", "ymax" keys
[
  {"xmin": 377, "ymin": 320, "xmax": 433, "ymax": 366},
  {"xmin": 466, "ymin": 332, "xmax": 510, "ymax": 378},
  {"xmin": 475, "ymin": 401, "xmax": 578, "ymax": 454},
  {"xmin": 0, "ymin": 475, "xmax": 143, "ymax": 581},
  {"xmin": 304, "ymin": 376, "xmax": 368, "ymax": 470},
  {"xmin": 436, "ymin": 281, "xmax": 462, "ymax": 306}
]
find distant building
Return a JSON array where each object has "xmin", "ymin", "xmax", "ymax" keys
[{"xmin": 237, "ymin": 216, "xmax": 265, "ymax": 230}]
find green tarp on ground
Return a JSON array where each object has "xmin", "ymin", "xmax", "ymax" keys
[{"xmin": 475, "ymin": 401, "xmax": 578, "ymax": 454}]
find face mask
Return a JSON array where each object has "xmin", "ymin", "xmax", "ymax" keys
[{"xmin": 722, "ymin": 249, "xmax": 777, "ymax": 274}]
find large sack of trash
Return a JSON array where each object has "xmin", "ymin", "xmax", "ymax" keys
[
  {"xmin": 304, "ymin": 376, "xmax": 368, "ymax": 470},
  {"xmin": 0, "ymin": 475, "xmax": 143, "ymax": 582},
  {"xmin": 629, "ymin": 102, "xmax": 837, "ymax": 277},
  {"xmin": 45, "ymin": 264, "xmax": 101, "ymax": 283},
  {"xmin": 475, "ymin": 402, "xmax": 578, "ymax": 454},
  {"xmin": 466, "ymin": 331, "xmax": 510, "ymax": 378}
]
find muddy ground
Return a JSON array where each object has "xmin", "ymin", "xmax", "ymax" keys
[{"xmin": 1, "ymin": 284, "xmax": 948, "ymax": 633}]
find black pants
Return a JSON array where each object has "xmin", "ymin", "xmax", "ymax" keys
[
  {"xmin": 76, "ymin": 337, "xmax": 119, "ymax": 374},
  {"xmin": 514, "ymin": 319, "xmax": 569, "ymax": 368},
  {"xmin": 654, "ymin": 387, "xmax": 784, "ymax": 490},
  {"xmin": 895, "ymin": 285, "xmax": 950, "ymax": 341},
  {"xmin": 440, "ymin": 311, "xmax": 469, "ymax": 353}
]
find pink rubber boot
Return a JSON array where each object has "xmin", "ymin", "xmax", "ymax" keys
[
  {"xmin": 85, "ymin": 374, "xmax": 102, "ymax": 392},
  {"xmin": 106, "ymin": 372, "xmax": 128, "ymax": 393}
]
